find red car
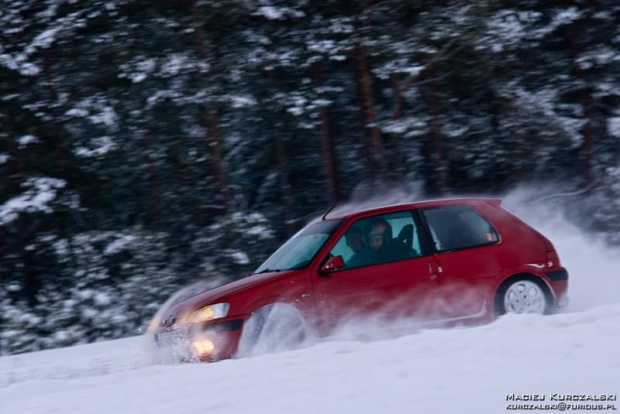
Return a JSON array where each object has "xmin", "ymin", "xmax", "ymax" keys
[{"xmin": 151, "ymin": 198, "xmax": 569, "ymax": 362}]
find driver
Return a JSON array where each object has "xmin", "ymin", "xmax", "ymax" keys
[
  {"xmin": 364, "ymin": 217, "xmax": 394, "ymax": 265},
  {"xmin": 345, "ymin": 226, "xmax": 370, "ymax": 268}
]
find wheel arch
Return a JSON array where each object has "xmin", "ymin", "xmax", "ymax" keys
[{"xmin": 236, "ymin": 302, "xmax": 313, "ymax": 358}]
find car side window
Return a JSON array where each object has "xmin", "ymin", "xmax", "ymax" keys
[
  {"xmin": 328, "ymin": 211, "xmax": 424, "ymax": 270},
  {"xmin": 421, "ymin": 205, "xmax": 499, "ymax": 252}
]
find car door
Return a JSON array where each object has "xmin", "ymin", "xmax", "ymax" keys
[
  {"xmin": 418, "ymin": 204, "xmax": 502, "ymax": 320},
  {"xmin": 311, "ymin": 210, "xmax": 440, "ymax": 329}
]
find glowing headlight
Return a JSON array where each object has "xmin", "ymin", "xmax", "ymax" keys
[{"xmin": 185, "ymin": 303, "xmax": 230, "ymax": 324}]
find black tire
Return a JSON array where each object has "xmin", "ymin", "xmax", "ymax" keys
[
  {"xmin": 494, "ymin": 275, "xmax": 553, "ymax": 317},
  {"xmin": 237, "ymin": 304, "xmax": 314, "ymax": 358}
]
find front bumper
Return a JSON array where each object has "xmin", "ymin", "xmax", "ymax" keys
[{"xmin": 154, "ymin": 318, "xmax": 245, "ymax": 362}]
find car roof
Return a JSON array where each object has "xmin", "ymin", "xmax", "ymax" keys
[{"xmin": 324, "ymin": 197, "xmax": 502, "ymax": 221}]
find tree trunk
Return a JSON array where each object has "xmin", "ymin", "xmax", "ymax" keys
[
  {"xmin": 515, "ymin": 127, "xmax": 528, "ymax": 180},
  {"xmin": 193, "ymin": 5, "xmax": 228, "ymax": 208},
  {"xmin": 351, "ymin": 43, "xmax": 386, "ymax": 179},
  {"xmin": 43, "ymin": 48, "xmax": 65, "ymax": 174},
  {"xmin": 568, "ymin": 21, "xmax": 593, "ymax": 180},
  {"xmin": 264, "ymin": 70, "xmax": 294, "ymax": 235},
  {"xmin": 312, "ymin": 60, "xmax": 341, "ymax": 204},
  {"xmin": 273, "ymin": 120, "xmax": 294, "ymax": 236},
  {"xmin": 389, "ymin": 73, "xmax": 407, "ymax": 176},
  {"xmin": 143, "ymin": 133, "xmax": 161, "ymax": 227},
  {"xmin": 429, "ymin": 97, "xmax": 445, "ymax": 195},
  {"xmin": 421, "ymin": 69, "xmax": 445, "ymax": 196}
]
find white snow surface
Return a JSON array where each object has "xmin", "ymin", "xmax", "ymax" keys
[
  {"xmin": 0, "ymin": 304, "xmax": 618, "ymax": 414},
  {"xmin": 1, "ymin": 190, "xmax": 620, "ymax": 413}
]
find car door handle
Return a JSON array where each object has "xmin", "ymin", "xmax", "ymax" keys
[{"xmin": 428, "ymin": 262, "xmax": 443, "ymax": 274}]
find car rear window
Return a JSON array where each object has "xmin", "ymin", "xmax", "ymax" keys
[{"xmin": 421, "ymin": 205, "xmax": 499, "ymax": 252}]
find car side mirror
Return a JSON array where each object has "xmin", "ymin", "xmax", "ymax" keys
[{"xmin": 321, "ymin": 255, "xmax": 345, "ymax": 273}]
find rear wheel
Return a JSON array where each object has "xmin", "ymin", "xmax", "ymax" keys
[
  {"xmin": 237, "ymin": 304, "xmax": 314, "ymax": 358},
  {"xmin": 494, "ymin": 276, "xmax": 552, "ymax": 317}
]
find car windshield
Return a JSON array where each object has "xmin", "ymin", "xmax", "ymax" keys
[{"xmin": 254, "ymin": 219, "xmax": 342, "ymax": 273}]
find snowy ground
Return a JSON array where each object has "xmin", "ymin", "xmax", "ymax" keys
[
  {"xmin": 1, "ymin": 304, "xmax": 618, "ymax": 414},
  {"xmin": 1, "ymin": 194, "xmax": 619, "ymax": 413}
]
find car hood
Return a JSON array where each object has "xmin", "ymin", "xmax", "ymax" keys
[{"xmin": 163, "ymin": 270, "xmax": 299, "ymax": 322}]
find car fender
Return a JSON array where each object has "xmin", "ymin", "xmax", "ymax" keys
[
  {"xmin": 243, "ymin": 295, "xmax": 281, "ymax": 315},
  {"xmin": 235, "ymin": 292, "xmax": 310, "ymax": 318}
]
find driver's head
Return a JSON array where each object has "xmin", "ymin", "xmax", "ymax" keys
[
  {"xmin": 345, "ymin": 226, "xmax": 364, "ymax": 253},
  {"xmin": 365, "ymin": 218, "xmax": 392, "ymax": 251}
]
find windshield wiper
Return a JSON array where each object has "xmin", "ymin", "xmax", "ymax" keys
[{"xmin": 253, "ymin": 268, "xmax": 283, "ymax": 274}]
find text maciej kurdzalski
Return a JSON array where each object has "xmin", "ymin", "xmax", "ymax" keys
[{"xmin": 506, "ymin": 394, "xmax": 617, "ymax": 402}]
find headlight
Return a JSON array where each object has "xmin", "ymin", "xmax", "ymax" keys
[{"xmin": 185, "ymin": 302, "xmax": 230, "ymax": 324}]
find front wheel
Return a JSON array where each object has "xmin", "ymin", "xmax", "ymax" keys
[
  {"xmin": 237, "ymin": 304, "xmax": 314, "ymax": 358},
  {"xmin": 494, "ymin": 277, "xmax": 552, "ymax": 316}
]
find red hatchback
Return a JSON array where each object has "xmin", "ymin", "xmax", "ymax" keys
[{"xmin": 151, "ymin": 198, "xmax": 569, "ymax": 362}]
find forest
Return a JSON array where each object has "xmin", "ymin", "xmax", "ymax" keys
[{"xmin": 0, "ymin": 0, "xmax": 618, "ymax": 354}]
